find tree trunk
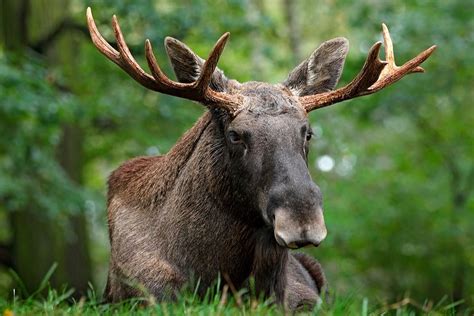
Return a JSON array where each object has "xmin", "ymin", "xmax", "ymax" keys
[
  {"xmin": 283, "ymin": 0, "xmax": 301, "ymax": 63},
  {"xmin": 56, "ymin": 125, "xmax": 92, "ymax": 296},
  {"xmin": 0, "ymin": 0, "xmax": 29, "ymax": 52},
  {"xmin": 1, "ymin": 0, "xmax": 92, "ymax": 298}
]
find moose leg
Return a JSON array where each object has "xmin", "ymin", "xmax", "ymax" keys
[
  {"xmin": 292, "ymin": 252, "xmax": 327, "ymax": 294},
  {"xmin": 284, "ymin": 253, "xmax": 327, "ymax": 311},
  {"xmin": 104, "ymin": 256, "xmax": 186, "ymax": 303},
  {"xmin": 104, "ymin": 263, "xmax": 143, "ymax": 302}
]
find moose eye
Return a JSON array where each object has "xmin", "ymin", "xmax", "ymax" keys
[
  {"xmin": 228, "ymin": 131, "xmax": 242, "ymax": 144},
  {"xmin": 306, "ymin": 131, "xmax": 313, "ymax": 141}
]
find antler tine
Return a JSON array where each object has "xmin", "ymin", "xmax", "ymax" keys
[
  {"xmin": 345, "ymin": 41, "xmax": 387, "ymax": 95},
  {"xmin": 193, "ymin": 32, "xmax": 242, "ymax": 114},
  {"xmin": 145, "ymin": 39, "xmax": 176, "ymax": 85},
  {"xmin": 382, "ymin": 23, "xmax": 395, "ymax": 65},
  {"xmin": 111, "ymin": 15, "xmax": 166, "ymax": 91},
  {"xmin": 381, "ymin": 23, "xmax": 422, "ymax": 74},
  {"xmin": 86, "ymin": 7, "xmax": 120, "ymax": 62},
  {"xmin": 195, "ymin": 33, "xmax": 230, "ymax": 94},
  {"xmin": 301, "ymin": 23, "xmax": 437, "ymax": 112}
]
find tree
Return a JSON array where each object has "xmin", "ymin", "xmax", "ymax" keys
[{"xmin": 0, "ymin": 0, "xmax": 92, "ymax": 297}]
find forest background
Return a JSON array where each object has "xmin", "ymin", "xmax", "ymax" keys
[{"xmin": 0, "ymin": 0, "xmax": 472, "ymax": 311}]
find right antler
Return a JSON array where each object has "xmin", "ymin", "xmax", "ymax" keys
[
  {"xmin": 86, "ymin": 7, "xmax": 242, "ymax": 114},
  {"xmin": 301, "ymin": 24, "xmax": 436, "ymax": 112}
]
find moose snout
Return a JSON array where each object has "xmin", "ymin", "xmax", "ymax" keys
[{"xmin": 273, "ymin": 207, "xmax": 327, "ymax": 249}]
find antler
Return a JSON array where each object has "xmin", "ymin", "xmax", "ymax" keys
[
  {"xmin": 301, "ymin": 23, "xmax": 437, "ymax": 112},
  {"xmin": 86, "ymin": 7, "xmax": 242, "ymax": 114}
]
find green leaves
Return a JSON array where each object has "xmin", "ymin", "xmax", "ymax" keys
[{"xmin": 0, "ymin": 53, "xmax": 84, "ymax": 214}]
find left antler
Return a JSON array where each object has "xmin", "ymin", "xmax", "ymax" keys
[
  {"xmin": 86, "ymin": 7, "xmax": 242, "ymax": 114},
  {"xmin": 301, "ymin": 24, "xmax": 437, "ymax": 112}
]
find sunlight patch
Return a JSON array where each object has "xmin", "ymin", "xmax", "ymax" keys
[{"xmin": 316, "ymin": 155, "xmax": 335, "ymax": 172}]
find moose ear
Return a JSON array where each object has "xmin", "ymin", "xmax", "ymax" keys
[
  {"xmin": 165, "ymin": 37, "xmax": 234, "ymax": 92},
  {"xmin": 283, "ymin": 37, "xmax": 349, "ymax": 96}
]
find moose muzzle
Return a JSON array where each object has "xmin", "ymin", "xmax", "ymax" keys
[{"xmin": 273, "ymin": 207, "xmax": 327, "ymax": 249}]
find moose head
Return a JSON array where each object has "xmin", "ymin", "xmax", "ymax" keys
[{"xmin": 87, "ymin": 8, "xmax": 435, "ymax": 250}]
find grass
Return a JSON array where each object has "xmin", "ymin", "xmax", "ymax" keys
[
  {"xmin": 0, "ymin": 265, "xmax": 470, "ymax": 315},
  {"xmin": 1, "ymin": 287, "xmax": 469, "ymax": 315}
]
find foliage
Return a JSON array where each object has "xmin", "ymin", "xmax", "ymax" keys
[{"xmin": 0, "ymin": 53, "xmax": 85, "ymax": 214}]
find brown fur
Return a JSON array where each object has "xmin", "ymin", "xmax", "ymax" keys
[
  {"xmin": 103, "ymin": 34, "xmax": 350, "ymax": 311},
  {"xmin": 105, "ymin": 110, "xmax": 327, "ymax": 309},
  {"xmin": 293, "ymin": 252, "xmax": 327, "ymax": 294},
  {"xmin": 284, "ymin": 253, "xmax": 326, "ymax": 311}
]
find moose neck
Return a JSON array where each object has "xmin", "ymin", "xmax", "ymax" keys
[{"xmin": 165, "ymin": 110, "xmax": 264, "ymax": 226}]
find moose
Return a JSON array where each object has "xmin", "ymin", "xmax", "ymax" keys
[{"xmin": 86, "ymin": 7, "xmax": 435, "ymax": 311}]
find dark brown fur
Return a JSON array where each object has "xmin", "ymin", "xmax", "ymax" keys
[
  {"xmin": 293, "ymin": 252, "xmax": 327, "ymax": 294},
  {"xmin": 104, "ymin": 33, "xmax": 349, "ymax": 311},
  {"xmin": 105, "ymin": 110, "xmax": 326, "ymax": 308}
]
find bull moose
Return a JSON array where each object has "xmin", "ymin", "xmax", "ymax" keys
[{"xmin": 86, "ymin": 7, "xmax": 435, "ymax": 311}]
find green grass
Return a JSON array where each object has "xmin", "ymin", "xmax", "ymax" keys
[
  {"xmin": 0, "ymin": 265, "xmax": 470, "ymax": 315},
  {"xmin": 0, "ymin": 287, "xmax": 469, "ymax": 316}
]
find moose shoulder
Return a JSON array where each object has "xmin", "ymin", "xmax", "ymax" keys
[{"xmin": 87, "ymin": 7, "xmax": 435, "ymax": 311}]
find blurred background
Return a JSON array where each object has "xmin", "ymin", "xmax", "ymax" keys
[{"xmin": 0, "ymin": 0, "xmax": 472, "ymax": 309}]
